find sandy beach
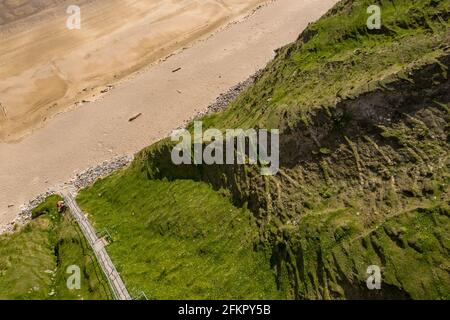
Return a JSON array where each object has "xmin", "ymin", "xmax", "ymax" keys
[
  {"xmin": 0, "ymin": 0, "xmax": 267, "ymax": 142},
  {"xmin": 0, "ymin": 0, "xmax": 338, "ymax": 225}
]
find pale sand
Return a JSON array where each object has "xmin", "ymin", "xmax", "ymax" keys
[
  {"xmin": 0, "ymin": 0, "xmax": 266, "ymax": 142},
  {"xmin": 0, "ymin": 0, "xmax": 338, "ymax": 225}
]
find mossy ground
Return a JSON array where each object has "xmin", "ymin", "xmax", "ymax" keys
[
  {"xmin": 0, "ymin": 195, "xmax": 112, "ymax": 300},
  {"xmin": 290, "ymin": 204, "xmax": 450, "ymax": 299},
  {"xmin": 77, "ymin": 172, "xmax": 283, "ymax": 299}
]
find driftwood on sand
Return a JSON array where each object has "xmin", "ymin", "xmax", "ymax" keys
[{"xmin": 128, "ymin": 113, "xmax": 142, "ymax": 122}]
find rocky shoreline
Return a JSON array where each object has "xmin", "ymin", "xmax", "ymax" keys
[
  {"xmin": 176, "ymin": 69, "xmax": 262, "ymax": 130},
  {"xmin": 202, "ymin": 69, "xmax": 262, "ymax": 115},
  {"xmin": 0, "ymin": 155, "xmax": 133, "ymax": 235}
]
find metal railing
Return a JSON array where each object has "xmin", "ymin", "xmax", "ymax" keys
[{"xmin": 62, "ymin": 189, "xmax": 132, "ymax": 300}]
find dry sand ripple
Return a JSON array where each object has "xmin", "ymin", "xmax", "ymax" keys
[{"xmin": 0, "ymin": 0, "xmax": 266, "ymax": 141}]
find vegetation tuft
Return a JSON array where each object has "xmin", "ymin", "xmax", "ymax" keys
[{"xmin": 0, "ymin": 195, "xmax": 112, "ymax": 300}]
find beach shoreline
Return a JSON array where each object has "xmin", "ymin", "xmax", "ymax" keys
[
  {"xmin": 0, "ymin": 69, "xmax": 261, "ymax": 235},
  {"xmin": 0, "ymin": 0, "xmax": 338, "ymax": 227}
]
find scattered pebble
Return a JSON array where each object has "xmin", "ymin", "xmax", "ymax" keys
[
  {"xmin": 0, "ymin": 155, "xmax": 133, "ymax": 236},
  {"xmin": 175, "ymin": 69, "xmax": 262, "ymax": 130}
]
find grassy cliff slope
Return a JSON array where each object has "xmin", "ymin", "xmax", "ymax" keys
[
  {"xmin": 77, "ymin": 172, "xmax": 282, "ymax": 299},
  {"xmin": 78, "ymin": 0, "xmax": 450, "ymax": 299}
]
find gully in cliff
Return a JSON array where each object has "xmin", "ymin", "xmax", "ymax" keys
[{"xmin": 171, "ymin": 121, "xmax": 280, "ymax": 175}]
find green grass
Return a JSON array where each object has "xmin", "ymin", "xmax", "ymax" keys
[
  {"xmin": 201, "ymin": 0, "xmax": 449, "ymax": 131},
  {"xmin": 287, "ymin": 204, "xmax": 450, "ymax": 299},
  {"xmin": 0, "ymin": 195, "xmax": 112, "ymax": 300},
  {"xmin": 77, "ymin": 172, "xmax": 283, "ymax": 299},
  {"xmin": 68, "ymin": 0, "xmax": 450, "ymax": 300},
  {"xmin": 1, "ymin": 0, "xmax": 447, "ymax": 300}
]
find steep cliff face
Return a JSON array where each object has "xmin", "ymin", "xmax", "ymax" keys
[
  {"xmin": 139, "ymin": 53, "xmax": 449, "ymax": 300},
  {"xmin": 133, "ymin": 0, "xmax": 450, "ymax": 299}
]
